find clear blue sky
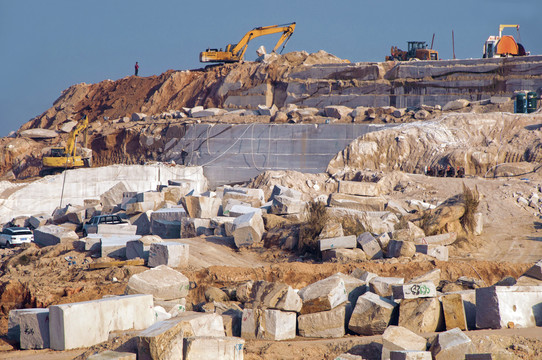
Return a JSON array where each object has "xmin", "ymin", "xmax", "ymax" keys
[{"xmin": 1, "ymin": 0, "xmax": 540, "ymax": 137}]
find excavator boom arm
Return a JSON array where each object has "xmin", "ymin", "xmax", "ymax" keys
[
  {"xmin": 230, "ymin": 22, "xmax": 296, "ymax": 60},
  {"xmin": 65, "ymin": 115, "xmax": 88, "ymax": 156}
]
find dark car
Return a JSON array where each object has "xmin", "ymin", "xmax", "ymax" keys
[{"xmin": 82, "ymin": 215, "xmax": 127, "ymax": 236}]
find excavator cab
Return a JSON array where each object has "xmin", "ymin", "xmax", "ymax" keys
[{"xmin": 48, "ymin": 147, "xmax": 67, "ymax": 157}]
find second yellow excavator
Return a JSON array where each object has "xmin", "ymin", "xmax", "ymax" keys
[{"xmin": 200, "ymin": 22, "xmax": 296, "ymax": 63}]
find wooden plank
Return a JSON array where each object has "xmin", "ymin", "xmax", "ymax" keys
[{"xmin": 88, "ymin": 258, "xmax": 145, "ymax": 269}]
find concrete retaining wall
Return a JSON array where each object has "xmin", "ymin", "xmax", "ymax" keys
[{"xmin": 164, "ymin": 124, "xmax": 388, "ymax": 187}]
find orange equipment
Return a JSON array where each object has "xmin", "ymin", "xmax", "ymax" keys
[{"xmin": 483, "ymin": 24, "xmax": 527, "ymax": 58}]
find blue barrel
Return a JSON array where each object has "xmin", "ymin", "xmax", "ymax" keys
[
  {"xmin": 527, "ymin": 92, "xmax": 538, "ymax": 113},
  {"xmin": 515, "ymin": 92, "xmax": 527, "ymax": 113}
]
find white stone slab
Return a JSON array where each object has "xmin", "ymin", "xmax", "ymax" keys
[
  {"xmin": 100, "ymin": 235, "xmax": 142, "ymax": 258},
  {"xmin": 33, "ymin": 225, "xmax": 78, "ymax": 246},
  {"xmin": 298, "ymin": 275, "xmax": 348, "ymax": 314},
  {"xmin": 271, "ymin": 195, "xmax": 306, "ymax": 215},
  {"xmin": 475, "ymin": 286, "xmax": 542, "ymax": 329},
  {"xmin": 125, "ymin": 265, "xmax": 190, "ymax": 300},
  {"xmin": 319, "ymin": 235, "xmax": 357, "ymax": 251},
  {"xmin": 91, "ymin": 223, "xmax": 138, "ymax": 236},
  {"xmin": 176, "ymin": 312, "xmax": 225, "ymax": 337},
  {"xmin": 183, "ymin": 336, "xmax": 245, "ymax": 360},
  {"xmin": 338, "ymin": 180, "xmax": 381, "ymax": 196},
  {"xmin": 392, "ymin": 282, "xmax": 437, "ymax": 299},
  {"xmin": 232, "ymin": 211, "xmax": 264, "ymax": 248},
  {"xmin": 413, "ymin": 232, "xmax": 456, "ymax": 246},
  {"xmin": 148, "ymin": 242, "xmax": 189, "ymax": 268},
  {"xmin": 415, "ymin": 244, "xmax": 449, "ymax": 261},
  {"xmin": 49, "ymin": 294, "xmax": 154, "ymax": 350},
  {"xmin": 228, "ymin": 204, "xmax": 262, "ymax": 218},
  {"xmin": 429, "ymin": 327, "xmax": 472, "ymax": 359},
  {"xmin": 270, "ymin": 185, "xmax": 302, "ymax": 201},
  {"xmin": 241, "ymin": 309, "xmax": 296, "ymax": 341}
]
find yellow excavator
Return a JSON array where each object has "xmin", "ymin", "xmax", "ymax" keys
[
  {"xmin": 200, "ymin": 22, "xmax": 296, "ymax": 63},
  {"xmin": 40, "ymin": 115, "xmax": 92, "ymax": 176}
]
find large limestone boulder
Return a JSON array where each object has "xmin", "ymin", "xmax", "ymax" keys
[
  {"xmin": 386, "ymin": 240, "xmax": 416, "ymax": 258},
  {"xmin": 392, "ymin": 222, "xmax": 425, "ymax": 241},
  {"xmin": 423, "ymin": 204, "xmax": 465, "ymax": 236},
  {"xmin": 33, "ymin": 225, "xmax": 78, "ymax": 246},
  {"xmin": 382, "ymin": 326, "xmax": 428, "ymax": 360},
  {"xmin": 241, "ymin": 308, "xmax": 295, "ymax": 341},
  {"xmin": 20, "ymin": 129, "xmax": 58, "ymax": 139},
  {"xmin": 125, "ymin": 265, "xmax": 190, "ymax": 300},
  {"xmin": 429, "ymin": 327, "xmax": 472, "ymax": 360},
  {"xmin": 348, "ymin": 292, "xmax": 397, "ymax": 335},
  {"xmin": 442, "ymin": 99, "xmax": 470, "ymax": 111},
  {"xmin": 318, "ymin": 221, "xmax": 344, "ymax": 239},
  {"xmin": 369, "ymin": 276, "xmax": 404, "ymax": 297},
  {"xmin": 182, "ymin": 196, "xmax": 221, "ymax": 218},
  {"xmin": 100, "ymin": 182, "xmax": 129, "ymax": 207},
  {"xmin": 324, "ymin": 105, "xmax": 352, "ymax": 119},
  {"xmin": 298, "ymin": 275, "xmax": 348, "ymax": 314},
  {"xmin": 246, "ymin": 280, "xmax": 302, "ymax": 312},
  {"xmin": 232, "ymin": 211, "xmax": 265, "ymax": 248},
  {"xmin": 298, "ymin": 304, "xmax": 346, "ymax": 338},
  {"xmin": 398, "ymin": 297, "xmax": 444, "ymax": 333},
  {"xmin": 328, "ymin": 272, "xmax": 367, "ymax": 304}
]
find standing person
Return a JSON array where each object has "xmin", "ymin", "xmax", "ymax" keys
[{"xmin": 134, "ymin": 62, "xmax": 139, "ymax": 76}]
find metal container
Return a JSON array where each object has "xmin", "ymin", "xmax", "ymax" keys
[
  {"xmin": 515, "ymin": 92, "xmax": 527, "ymax": 113},
  {"xmin": 527, "ymin": 91, "xmax": 538, "ymax": 113}
]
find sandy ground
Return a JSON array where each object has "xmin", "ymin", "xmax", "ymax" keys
[{"xmin": 1, "ymin": 169, "xmax": 542, "ymax": 358}]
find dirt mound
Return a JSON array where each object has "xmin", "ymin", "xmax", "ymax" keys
[{"xmin": 327, "ymin": 112, "xmax": 542, "ymax": 177}]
